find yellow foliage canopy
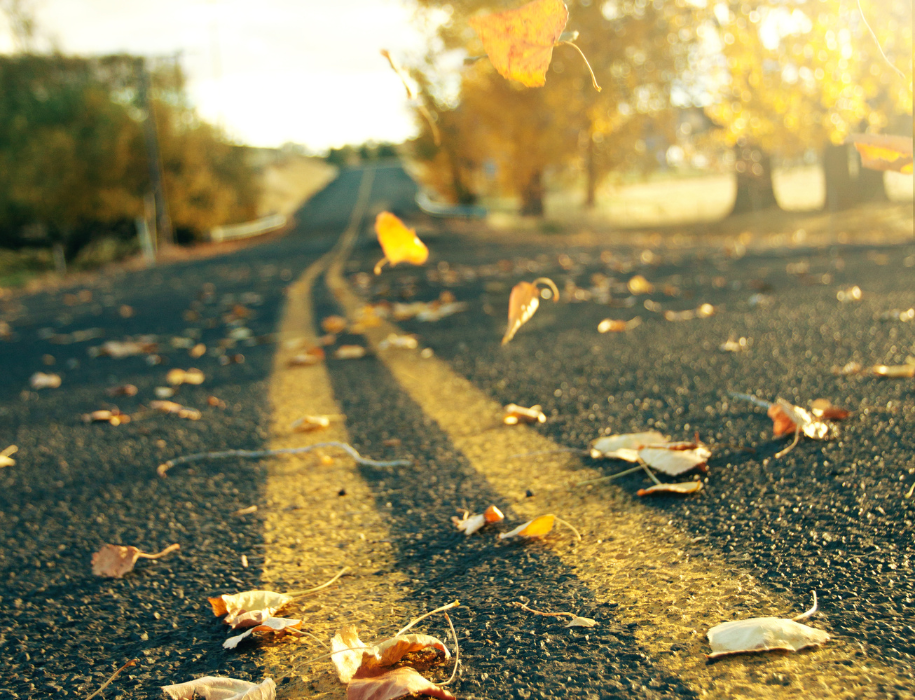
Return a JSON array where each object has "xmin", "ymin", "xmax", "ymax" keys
[{"xmin": 469, "ymin": 0, "xmax": 569, "ymax": 88}]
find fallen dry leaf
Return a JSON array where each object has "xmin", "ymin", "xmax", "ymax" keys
[
  {"xmin": 499, "ymin": 513, "xmax": 555, "ymax": 540},
  {"xmin": 190, "ymin": 343, "xmax": 207, "ymax": 358},
  {"xmin": 331, "ymin": 626, "xmax": 450, "ymax": 684},
  {"xmin": 663, "ymin": 303, "xmax": 715, "ymax": 321},
  {"xmin": 291, "ymin": 415, "xmax": 338, "ymax": 432},
  {"xmin": 810, "ymin": 399, "xmax": 851, "ymax": 420},
  {"xmin": 150, "ymin": 400, "xmax": 201, "ymax": 420},
  {"xmin": 846, "ymin": 133, "xmax": 914, "ymax": 174},
  {"xmin": 209, "ymin": 590, "xmax": 294, "ymax": 629},
  {"xmin": 871, "ymin": 359, "xmax": 915, "ymax": 378},
  {"xmin": 223, "ymin": 617, "xmax": 303, "ymax": 649},
  {"xmin": 233, "ymin": 505, "xmax": 258, "ymax": 517},
  {"xmin": 638, "ymin": 443, "xmax": 711, "ymax": 476},
  {"xmin": 166, "ymin": 368, "xmax": 205, "ymax": 386},
  {"xmin": 637, "ymin": 481, "xmax": 704, "ymax": 497},
  {"xmin": 503, "ymin": 403, "xmax": 546, "ymax": 425},
  {"xmin": 106, "ymin": 384, "xmax": 138, "ymax": 397},
  {"xmin": 589, "ymin": 431, "xmax": 669, "ymax": 461},
  {"xmin": 469, "ymin": 0, "xmax": 568, "ymax": 88},
  {"xmin": 322, "ymin": 315, "xmax": 348, "ymax": 334},
  {"xmin": 91, "ymin": 543, "xmax": 180, "ymax": 578},
  {"xmin": 374, "ymin": 211, "xmax": 429, "ymax": 275},
  {"xmin": 0, "ymin": 444, "xmax": 17, "ymax": 468},
  {"xmin": 91, "ymin": 339, "xmax": 157, "ymax": 359},
  {"xmin": 346, "ymin": 667, "xmax": 455, "ymax": 700},
  {"xmin": 836, "ymin": 285, "xmax": 862, "ymax": 303},
  {"xmin": 334, "ymin": 345, "xmax": 368, "ymax": 360},
  {"xmin": 719, "ymin": 337, "xmax": 748, "ymax": 352},
  {"xmin": 30, "ymin": 372, "xmax": 61, "ymax": 389},
  {"xmin": 162, "ymin": 676, "xmax": 276, "ymax": 700},
  {"xmin": 288, "ymin": 347, "xmax": 325, "ymax": 367},
  {"xmin": 502, "ymin": 277, "xmax": 559, "ymax": 344},
  {"xmin": 627, "ymin": 275, "xmax": 653, "ymax": 295},
  {"xmin": 83, "ymin": 409, "xmax": 130, "ymax": 426},
  {"xmin": 597, "ymin": 317, "xmax": 642, "ymax": 333},
  {"xmin": 452, "ymin": 504, "xmax": 505, "ymax": 535},
  {"xmin": 767, "ymin": 399, "xmax": 830, "ymax": 440},
  {"xmin": 378, "ymin": 333, "xmax": 419, "ymax": 350}
]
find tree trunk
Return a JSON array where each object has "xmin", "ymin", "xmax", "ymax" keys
[
  {"xmin": 520, "ymin": 170, "xmax": 544, "ymax": 216},
  {"xmin": 729, "ymin": 142, "xmax": 778, "ymax": 215},
  {"xmin": 823, "ymin": 142, "xmax": 857, "ymax": 212}
]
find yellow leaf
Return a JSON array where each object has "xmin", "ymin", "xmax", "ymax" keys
[
  {"xmin": 374, "ymin": 212, "xmax": 429, "ymax": 274},
  {"xmin": 469, "ymin": 0, "xmax": 569, "ymax": 88},
  {"xmin": 499, "ymin": 513, "xmax": 555, "ymax": 539},
  {"xmin": 502, "ymin": 277, "xmax": 559, "ymax": 344},
  {"xmin": 846, "ymin": 134, "xmax": 914, "ymax": 174}
]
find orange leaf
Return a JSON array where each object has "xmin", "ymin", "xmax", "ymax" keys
[
  {"xmin": 846, "ymin": 134, "xmax": 914, "ymax": 174},
  {"xmin": 502, "ymin": 277, "xmax": 559, "ymax": 344},
  {"xmin": 347, "ymin": 667, "xmax": 455, "ymax": 700},
  {"xmin": 469, "ymin": 0, "xmax": 569, "ymax": 88},
  {"xmin": 810, "ymin": 399, "xmax": 851, "ymax": 420},
  {"xmin": 767, "ymin": 403, "xmax": 798, "ymax": 438},
  {"xmin": 499, "ymin": 513, "xmax": 556, "ymax": 539},
  {"xmin": 637, "ymin": 481, "xmax": 704, "ymax": 497},
  {"xmin": 374, "ymin": 212, "xmax": 428, "ymax": 274}
]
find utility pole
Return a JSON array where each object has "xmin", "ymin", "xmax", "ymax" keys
[{"xmin": 136, "ymin": 57, "xmax": 173, "ymax": 247}]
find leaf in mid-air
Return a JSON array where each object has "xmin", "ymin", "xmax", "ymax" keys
[
  {"xmin": 502, "ymin": 278, "xmax": 559, "ymax": 344},
  {"xmin": 469, "ymin": 0, "xmax": 569, "ymax": 88},
  {"xmin": 846, "ymin": 133, "xmax": 913, "ymax": 174},
  {"xmin": 374, "ymin": 212, "xmax": 428, "ymax": 274}
]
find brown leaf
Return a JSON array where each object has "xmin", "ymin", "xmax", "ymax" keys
[
  {"xmin": 93, "ymin": 339, "xmax": 158, "ymax": 359},
  {"xmin": 469, "ymin": 0, "xmax": 568, "ymax": 88},
  {"xmin": 162, "ymin": 676, "xmax": 276, "ymax": 700},
  {"xmin": 502, "ymin": 278, "xmax": 559, "ymax": 344},
  {"xmin": 810, "ymin": 399, "xmax": 851, "ymax": 420},
  {"xmin": 322, "ymin": 315, "xmax": 348, "ymax": 334},
  {"xmin": 91, "ymin": 543, "xmax": 180, "ymax": 578},
  {"xmin": 223, "ymin": 617, "xmax": 303, "ymax": 649},
  {"xmin": 767, "ymin": 399, "xmax": 830, "ymax": 440},
  {"xmin": 638, "ymin": 444, "xmax": 711, "ymax": 476},
  {"xmin": 637, "ymin": 481, "xmax": 704, "ymax": 497},
  {"xmin": 83, "ymin": 409, "xmax": 130, "ymax": 426},
  {"xmin": 150, "ymin": 401, "xmax": 202, "ymax": 420},
  {"xmin": 346, "ymin": 667, "xmax": 455, "ymax": 700},
  {"xmin": 106, "ymin": 384, "xmax": 138, "ymax": 397},
  {"xmin": 288, "ymin": 347, "xmax": 325, "ymax": 367}
]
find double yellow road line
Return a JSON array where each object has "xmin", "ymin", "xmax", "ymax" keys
[{"xmin": 262, "ymin": 170, "xmax": 909, "ymax": 698}]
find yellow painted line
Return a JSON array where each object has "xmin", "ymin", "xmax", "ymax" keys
[
  {"xmin": 325, "ymin": 237, "xmax": 911, "ymax": 697},
  {"xmin": 261, "ymin": 169, "xmax": 414, "ymax": 698}
]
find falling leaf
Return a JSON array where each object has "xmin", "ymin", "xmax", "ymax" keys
[
  {"xmin": 166, "ymin": 368, "xmax": 205, "ymax": 386},
  {"xmin": 346, "ymin": 667, "xmax": 455, "ymax": 700},
  {"xmin": 331, "ymin": 626, "xmax": 450, "ymax": 684},
  {"xmin": 502, "ymin": 277, "xmax": 559, "ymax": 344},
  {"xmin": 150, "ymin": 401, "xmax": 202, "ymax": 420},
  {"xmin": 637, "ymin": 481, "xmax": 704, "ymax": 497},
  {"xmin": 638, "ymin": 443, "xmax": 711, "ymax": 476},
  {"xmin": 503, "ymin": 403, "xmax": 546, "ymax": 425},
  {"xmin": 321, "ymin": 315, "xmax": 348, "ymax": 334},
  {"xmin": 91, "ymin": 543, "xmax": 180, "ymax": 578},
  {"xmin": 162, "ymin": 676, "xmax": 276, "ymax": 700},
  {"xmin": 209, "ymin": 590, "xmax": 294, "ymax": 629},
  {"xmin": 846, "ymin": 133, "xmax": 914, "ymax": 174},
  {"xmin": 373, "ymin": 212, "xmax": 429, "ymax": 275},
  {"xmin": 627, "ymin": 275, "xmax": 654, "ymax": 295},
  {"xmin": 767, "ymin": 399, "xmax": 830, "ymax": 440},
  {"xmin": 334, "ymin": 345, "xmax": 368, "ymax": 360},
  {"xmin": 223, "ymin": 617, "xmax": 303, "ymax": 649},
  {"xmin": 469, "ymin": 0, "xmax": 568, "ymax": 88},
  {"xmin": 499, "ymin": 513, "xmax": 555, "ymax": 540},
  {"xmin": 30, "ymin": 372, "xmax": 61, "ymax": 389},
  {"xmin": 810, "ymin": 399, "xmax": 851, "ymax": 420},
  {"xmin": 589, "ymin": 431, "xmax": 669, "ymax": 461},
  {"xmin": 452, "ymin": 504, "xmax": 505, "ymax": 535},
  {"xmin": 597, "ymin": 317, "xmax": 642, "ymax": 333},
  {"xmin": 0, "ymin": 444, "xmax": 17, "ymax": 468}
]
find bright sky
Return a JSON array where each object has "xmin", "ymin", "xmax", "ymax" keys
[{"xmin": 1, "ymin": 0, "xmax": 429, "ymax": 151}]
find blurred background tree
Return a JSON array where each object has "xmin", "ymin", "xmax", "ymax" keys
[{"xmin": 706, "ymin": 0, "xmax": 912, "ymax": 213}]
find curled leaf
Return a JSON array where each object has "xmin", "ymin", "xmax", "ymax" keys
[
  {"xmin": 209, "ymin": 590, "xmax": 294, "ymax": 629},
  {"xmin": 708, "ymin": 603, "xmax": 829, "ymax": 660},
  {"xmin": 638, "ymin": 443, "xmax": 711, "ymax": 476},
  {"xmin": 503, "ymin": 403, "xmax": 546, "ymax": 425},
  {"xmin": 502, "ymin": 277, "xmax": 559, "ymax": 345},
  {"xmin": 767, "ymin": 399, "xmax": 830, "ymax": 440},
  {"xmin": 499, "ymin": 513, "xmax": 555, "ymax": 540},
  {"xmin": 637, "ymin": 481, "xmax": 704, "ymax": 497},
  {"xmin": 331, "ymin": 626, "xmax": 450, "ymax": 684},
  {"xmin": 589, "ymin": 431, "xmax": 669, "ymax": 461},
  {"xmin": 469, "ymin": 0, "xmax": 568, "ymax": 88},
  {"xmin": 452, "ymin": 504, "xmax": 505, "ymax": 535},
  {"xmin": 223, "ymin": 617, "xmax": 303, "ymax": 649},
  {"xmin": 162, "ymin": 676, "xmax": 276, "ymax": 700},
  {"xmin": 810, "ymin": 399, "xmax": 851, "ymax": 420},
  {"xmin": 374, "ymin": 212, "xmax": 429, "ymax": 275}
]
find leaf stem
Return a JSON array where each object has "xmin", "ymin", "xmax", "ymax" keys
[
  {"xmin": 559, "ymin": 41, "xmax": 601, "ymax": 92},
  {"xmin": 553, "ymin": 517, "xmax": 582, "ymax": 541},
  {"xmin": 512, "ymin": 601, "xmax": 574, "ymax": 618},
  {"xmin": 792, "ymin": 591, "xmax": 818, "ymax": 622},
  {"xmin": 84, "ymin": 659, "xmax": 136, "ymax": 700},
  {"xmin": 442, "ymin": 612, "xmax": 461, "ymax": 686},
  {"xmin": 774, "ymin": 426, "xmax": 801, "ymax": 459},
  {"xmin": 577, "ymin": 464, "xmax": 643, "ymax": 485},
  {"xmin": 287, "ymin": 566, "xmax": 350, "ymax": 597},
  {"xmin": 396, "ymin": 600, "xmax": 461, "ymax": 637},
  {"xmin": 136, "ymin": 543, "xmax": 180, "ymax": 560}
]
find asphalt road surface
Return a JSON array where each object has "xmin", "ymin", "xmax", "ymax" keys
[{"xmin": 0, "ymin": 163, "xmax": 913, "ymax": 699}]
